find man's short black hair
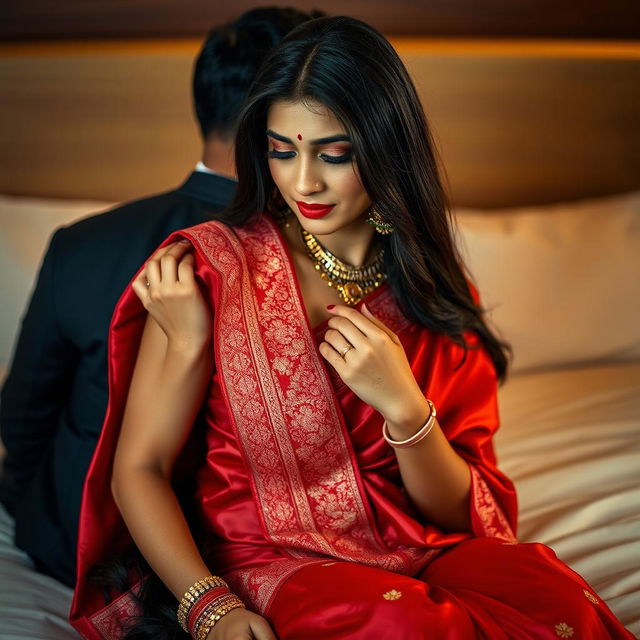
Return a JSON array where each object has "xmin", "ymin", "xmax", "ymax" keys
[{"xmin": 193, "ymin": 7, "xmax": 323, "ymax": 140}]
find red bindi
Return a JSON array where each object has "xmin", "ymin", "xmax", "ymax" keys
[{"xmin": 297, "ymin": 133, "xmax": 303, "ymax": 141}]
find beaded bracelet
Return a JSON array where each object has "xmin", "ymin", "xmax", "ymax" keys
[
  {"xmin": 186, "ymin": 587, "xmax": 229, "ymax": 635},
  {"xmin": 192, "ymin": 593, "xmax": 236, "ymax": 638},
  {"xmin": 195, "ymin": 595, "xmax": 246, "ymax": 640},
  {"xmin": 382, "ymin": 399, "xmax": 437, "ymax": 449},
  {"xmin": 176, "ymin": 575, "xmax": 229, "ymax": 633}
]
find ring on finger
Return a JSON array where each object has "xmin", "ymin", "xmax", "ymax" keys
[{"xmin": 340, "ymin": 344, "xmax": 354, "ymax": 358}]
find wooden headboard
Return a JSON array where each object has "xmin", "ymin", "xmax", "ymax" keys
[{"xmin": 0, "ymin": 38, "xmax": 638, "ymax": 207}]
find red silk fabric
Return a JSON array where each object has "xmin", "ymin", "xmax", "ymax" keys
[
  {"xmin": 70, "ymin": 215, "xmax": 632, "ymax": 638},
  {"xmin": 269, "ymin": 539, "xmax": 633, "ymax": 639}
]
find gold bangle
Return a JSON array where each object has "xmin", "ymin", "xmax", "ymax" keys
[
  {"xmin": 194, "ymin": 593, "xmax": 235, "ymax": 634},
  {"xmin": 196, "ymin": 597, "xmax": 245, "ymax": 640},
  {"xmin": 193, "ymin": 593, "xmax": 242, "ymax": 640},
  {"xmin": 176, "ymin": 575, "xmax": 229, "ymax": 632},
  {"xmin": 193, "ymin": 602, "xmax": 219, "ymax": 640},
  {"xmin": 382, "ymin": 399, "xmax": 437, "ymax": 449}
]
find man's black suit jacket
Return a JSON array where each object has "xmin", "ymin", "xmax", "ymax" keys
[{"xmin": 0, "ymin": 171, "xmax": 236, "ymax": 587}]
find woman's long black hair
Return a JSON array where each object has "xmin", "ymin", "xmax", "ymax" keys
[
  {"xmin": 226, "ymin": 15, "xmax": 510, "ymax": 380},
  {"xmin": 98, "ymin": 15, "xmax": 510, "ymax": 640}
]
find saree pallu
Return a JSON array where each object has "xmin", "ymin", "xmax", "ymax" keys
[{"xmin": 70, "ymin": 215, "xmax": 633, "ymax": 639}]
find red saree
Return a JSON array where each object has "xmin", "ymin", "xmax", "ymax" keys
[{"xmin": 70, "ymin": 215, "xmax": 633, "ymax": 639}]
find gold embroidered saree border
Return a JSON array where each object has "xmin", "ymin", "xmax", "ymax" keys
[
  {"xmin": 470, "ymin": 465, "xmax": 517, "ymax": 542},
  {"xmin": 187, "ymin": 218, "xmax": 433, "ymax": 578}
]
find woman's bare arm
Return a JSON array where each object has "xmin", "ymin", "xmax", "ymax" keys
[
  {"xmin": 112, "ymin": 242, "xmax": 277, "ymax": 640},
  {"xmin": 384, "ymin": 407, "xmax": 471, "ymax": 532},
  {"xmin": 112, "ymin": 313, "xmax": 214, "ymax": 598}
]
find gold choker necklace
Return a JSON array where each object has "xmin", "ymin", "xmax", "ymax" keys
[{"xmin": 300, "ymin": 227, "xmax": 386, "ymax": 306}]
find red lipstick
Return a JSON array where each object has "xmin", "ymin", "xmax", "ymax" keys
[{"xmin": 296, "ymin": 201, "xmax": 335, "ymax": 219}]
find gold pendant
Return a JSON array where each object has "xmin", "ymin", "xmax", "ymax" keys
[
  {"xmin": 304, "ymin": 229, "xmax": 386, "ymax": 306},
  {"xmin": 339, "ymin": 282, "xmax": 365, "ymax": 305}
]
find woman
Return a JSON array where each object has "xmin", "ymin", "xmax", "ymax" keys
[{"xmin": 71, "ymin": 16, "xmax": 633, "ymax": 640}]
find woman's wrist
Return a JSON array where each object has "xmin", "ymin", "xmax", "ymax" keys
[
  {"xmin": 383, "ymin": 399, "xmax": 437, "ymax": 449},
  {"xmin": 177, "ymin": 575, "xmax": 246, "ymax": 639},
  {"xmin": 382, "ymin": 395, "xmax": 432, "ymax": 440}
]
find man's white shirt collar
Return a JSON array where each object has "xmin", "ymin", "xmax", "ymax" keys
[{"xmin": 195, "ymin": 161, "xmax": 228, "ymax": 177}]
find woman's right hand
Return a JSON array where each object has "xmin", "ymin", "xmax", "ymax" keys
[
  {"xmin": 207, "ymin": 608, "xmax": 278, "ymax": 640},
  {"xmin": 132, "ymin": 240, "xmax": 212, "ymax": 352}
]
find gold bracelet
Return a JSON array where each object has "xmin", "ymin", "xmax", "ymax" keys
[
  {"xmin": 193, "ymin": 593, "xmax": 235, "ymax": 635},
  {"xmin": 196, "ymin": 596, "xmax": 246, "ymax": 640},
  {"xmin": 194, "ymin": 596, "xmax": 234, "ymax": 640},
  {"xmin": 176, "ymin": 575, "xmax": 229, "ymax": 632},
  {"xmin": 382, "ymin": 399, "xmax": 437, "ymax": 449},
  {"xmin": 193, "ymin": 601, "xmax": 219, "ymax": 640},
  {"xmin": 198, "ymin": 600, "xmax": 245, "ymax": 640}
]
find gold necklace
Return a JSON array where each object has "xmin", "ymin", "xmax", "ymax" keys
[{"xmin": 300, "ymin": 227, "xmax": 386, "ymax": 306}]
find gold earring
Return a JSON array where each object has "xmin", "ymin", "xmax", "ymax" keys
[{"xmin": 366, "ymin": 207, "xmax": 394, "ymax": 235}]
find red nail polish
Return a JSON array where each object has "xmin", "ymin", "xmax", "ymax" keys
[{"xmin": 326, "ymin": 304, "xmax": 335, "ymax": 310}]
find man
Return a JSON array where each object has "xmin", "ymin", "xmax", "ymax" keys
[{"xmin": 0, "ymin": 7, "xmax": 318, "ymax": 588}]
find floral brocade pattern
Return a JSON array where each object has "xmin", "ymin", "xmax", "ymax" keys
[
  {"xmin": 470, "ymin": 466, "xmax": 517, "ymax": 542},
  {"xmin": 90, "ymin": 583, "xmax": 141, "ymax": 638},
  {"xmin": 187, "ymin": 218, "xmax": 435, "ymax": 612},
  {"xmin": 555, "ymin": 622, "xmax": 575, "ymax": 637}
]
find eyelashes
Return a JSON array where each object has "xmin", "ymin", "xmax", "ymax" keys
[
  {"xmin": 267, "ymin": 149, "xmax": 353, "ymax": 164},
  {"xmin": 320, "ymin": 152, "xmax": 352, "ymax": 164},
  {"xmin": 267, "ymin": 150, "xmax": 296, "ymax": 160}
]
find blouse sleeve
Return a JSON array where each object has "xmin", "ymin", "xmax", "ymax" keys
[{"xmin": 426, "ymin": 329, "xmax": 518, "ymax": 542}]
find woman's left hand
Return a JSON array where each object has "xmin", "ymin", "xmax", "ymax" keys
[{"xmin": 319, "ymin": 303, "xmax": 428, "ymax": 425}]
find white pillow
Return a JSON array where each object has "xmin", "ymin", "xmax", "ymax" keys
[
  {"xmin": 455, "ymin": 191, "xmax": 640, "ymax": 373},
  {"xmin": 0, "ymin": 195, "xmax": 115, "ymax": 370}
]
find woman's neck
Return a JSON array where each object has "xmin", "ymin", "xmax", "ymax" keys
[{"xmin": 283, "ymin": 215, "xmax": 379, "ymax": 268}]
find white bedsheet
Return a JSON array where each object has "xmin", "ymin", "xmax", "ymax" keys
[
  {"xmin": 496, "ymin": 361, "xmax": 640, "ymax": 635},
  {"xmin": 0, "ymin": 504, "xmax": 79, "ymax": 639}
]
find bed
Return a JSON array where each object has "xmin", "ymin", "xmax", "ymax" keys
[{"xmin": 0, "ymin": 37, "xmax": 638, "ymax": 638}]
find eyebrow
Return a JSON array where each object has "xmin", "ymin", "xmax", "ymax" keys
[{"xmin": 266, "ymin": 129, "xmax": 351, "ymax": 145}]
